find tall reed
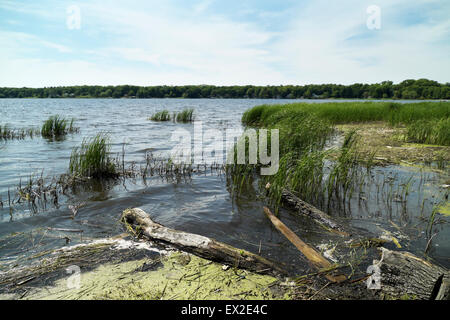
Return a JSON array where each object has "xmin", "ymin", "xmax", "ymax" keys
[
  {"xmin": 405, "ymin": 118, "xmax": 450, "ymax": 146},
  {"xmin": 174, "ymin": 108, "xmax": 194, "ymax": 123},
  {"xmin": 69, "ymin": 133, "xmax": 117, "ymax": 178},
  {"xmin": 41, "ymin": 115, "xmax": 78, "ymax": 138},
  {"xmin": 150, "ymin": 110, "xmax": 171, "ymax": 121}
]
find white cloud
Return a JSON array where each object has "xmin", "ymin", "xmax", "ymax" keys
[
  {"xmin": 269, "ymin": 0, "xmax": 450, "ymax": 84},
  {"xmin": 0, "ymin": 0, "xmax": 448, "ymax": 86},
  {"xmin": 0, "ymin": 31, "xmax": 72, "ymax": 54}
]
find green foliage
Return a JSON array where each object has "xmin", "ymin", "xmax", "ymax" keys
[
  {"xmin": 149, "ymin": 108, "xmax": 194, "ymax": 122},
  {"xmin": 242, "ymin": 101, "xmax": 449, "ymax": 126},
  {"xmin": 405, "ymin": 118, "xmax": 450, "ymax": 146},
  {"xmin": 325, "ymin": 130, "xmax": 361, "ymax": 202},
  {"xmin": 150, "ymin": 110, "xmax": 171, "ymax": 121},
  {"xmin": 174, "ymin": 108, "xmax": 194, "ymax": 123},
  {"xmin": 235, "ymin": 101, "xmax": 449, "ymax": 210},
  {"xmin": 69, "ymin": 133, "xmax": 117, "ymax": 178},
  {"xmin": 232, "ymin": 102, "xmax": 425, "ymax": 211},
  {"xmin": 1, "ymin": 79, "xmax": 449, "ymax": 99},
  {"xmin": 41, "ymin": 115, "xmax": 78, "ymax": 138}
]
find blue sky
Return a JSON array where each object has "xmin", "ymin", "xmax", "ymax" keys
[{"xmin": 0, "ymin": 0, "xmax": 449, "ymax": 87}]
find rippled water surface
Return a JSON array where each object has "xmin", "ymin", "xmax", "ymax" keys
[{"xmin": 0, "ymin": 99, "xmax": 448, "ymax": 273}]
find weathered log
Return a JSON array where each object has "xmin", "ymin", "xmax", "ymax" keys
[
  {"xmin": 263, "ymin": 207, "xmax": 346, "ymax": 283},
  {"xmin": 279, "ymin": 189, "xmax": 350, "ymax": 237},
  {"xmin": 121, "ymin": 208, "xmax": 286, "ymax": 276},
  {"xmin": 436, "ymin": 273, "xmax": 450, "ymax": 300},
  {"xmin": 377, "ymin": 248, "xmax": 449, "ymax": 300}
]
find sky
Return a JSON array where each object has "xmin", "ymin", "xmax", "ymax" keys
[{"xmin": 0, "ymin": 0, "xmax": 449, "ymax": 87}]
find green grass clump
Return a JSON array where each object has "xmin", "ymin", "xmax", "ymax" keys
[
  {"xmin": 41, "ymin": 115, "xmax": 77, "ymax": 138},
  {"xmin": 405, "ymin": 118, "xmax": 450, "ymax": 146},
  {"xmin": 150, "ymin": 110, "xmax": 171, "ymax": 121},
  {"xmin": 174, "ymin": 108, "xmax": 194, "ymax": 123},
  {"xmin": 149, "ymin": 108, "xmax": 194, "ymax": 123},
  {"xmin": 69, "ymin": 133, "xmax": 117, "ymax": 178}
]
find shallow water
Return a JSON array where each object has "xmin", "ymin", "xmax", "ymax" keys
[{"xmin": 0, "ymin": 98, "xmax": 448, "ymax": 274}]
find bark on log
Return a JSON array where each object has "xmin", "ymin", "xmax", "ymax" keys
[
  {"xmin": 377, "ymin": 248, "xmax": 449, "ymax": 300},
  {"xmin": 280, "ymin": 189, "xmax": 350, "ymax": 237},
  {"xmin": 121, "ymin": 208, "xmax": 286, "ymax": 277}
]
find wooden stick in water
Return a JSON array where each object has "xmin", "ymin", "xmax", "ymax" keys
[{"xmin": 263, "ymin": 206, "xmax": 346, "ymax": 283}]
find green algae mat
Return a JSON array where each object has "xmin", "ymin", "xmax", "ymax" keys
[{"xmin": 0, "ymin": 239, "xmax": 292, "ymax": 300}]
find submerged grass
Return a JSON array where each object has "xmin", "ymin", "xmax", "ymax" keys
[{"xmin": 69, "ymin": 133, "xmax": 117, "ymax": 179}]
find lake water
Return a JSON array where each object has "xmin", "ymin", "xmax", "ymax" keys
[{"xmin": 0, "ymin": 98, "xmax": 448, "ymax": 274}]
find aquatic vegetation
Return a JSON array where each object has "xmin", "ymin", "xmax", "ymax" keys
[
  {"xmin": 230, "ymin": 106, "xmax": 370, "ymax": 212},
  {"xmin": 405, "ymin": 118, "xmax": 450, "ymax": 146},
  {"xmin": 174, "ymin": 108, "xmax": 194, "ymax": 123},
  {"xmin": 232, "ymin": 102, "xmax": 448, "ymax": 215},
  {"xmin": 0, "ymin": 124, "xmax": 40, "ymax": 140},
  {"xmin": 242, "ymin": 101, "xmax": 449, "ymax": 127},
  {"xmin": 41, "ymin": 115, "xmax": 78, "ymax": 138},
  {"xmin": 0, "ymin": 244, "xmax": 285, "ymax": 300},
  {"xmin": 150, "ymin": 110, "xmax": 171, "ymax": 121},
  {"xmin": 149, "ymin": 108, "xmax": 194, "ymax": 123},
  {"xmin": 1, "ymin": 117, "xmax": 78, "ymax": 141},
  {"xmin": 69, "ymin": 133, "xmax": 118, "ymax": 178},
  {"xmin": 325, "ymin": 130, "xmax": 362, "ymax": 206}
]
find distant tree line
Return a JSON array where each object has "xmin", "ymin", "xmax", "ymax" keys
[{"xmin": 0, "ymin": 79, "xmax": 449, "ymax": 99}]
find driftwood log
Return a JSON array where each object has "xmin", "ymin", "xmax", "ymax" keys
[
  {"xmin": 279, "ymin": 189, "xmax": 350, "ymax": 237},
  {"xmin": 263, "ymin": 207, "xmax": 346, "ymax": 283},
  {"xmin": 377, "ymin": 248, "xmax": 450, "ymax": 300},
  {"xmin": 121, "ymin": 208, "xmax": 286, "ymax": 276}
]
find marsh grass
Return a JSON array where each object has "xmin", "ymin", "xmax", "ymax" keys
[
  {"xmin": 150, "ymin": 110, "xmax": 171, "ymax": 122},
  {"xmin": 69, "ymin": 133, "xmax": 118, "ymax": 179},
  {"xmin": 242, "ymin": 101, "xmax": 449, "ymax": 127},
  {"xmin": 149, "ymin": 108, "xmax": 194, "ymax": 123},
  {"xmin": 231, "ymin": 103, "xmax": 386, "ymax": 212},
  {"xmin": 41, "ymin": 115, "xmax": 78, "ymax": 139},
  {"xmin": 405, "ymin": 118, "xmax": 450, "ymax": 146},
  {"xmin": 174, "ymin": 108, "xmax": 194, "ymax": 123},
  {"xmin": 238, "ymin": 102, "xmax": 448, "ymax": 209}
]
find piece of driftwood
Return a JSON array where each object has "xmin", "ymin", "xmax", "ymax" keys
[
  {"xmin": 121, "ymin": 208, "xmax": 286, "ymax": 276},
  {"xmin": 279, "ymin": 189, "xmax": 350, "ymax": 237},
  {"xmin": 263, "ymin": 207, "xmax": 346, "ymax": 283},
  {"xmin": 377, "ymin": 247, "xmax": 449, "ymax": 300}
]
